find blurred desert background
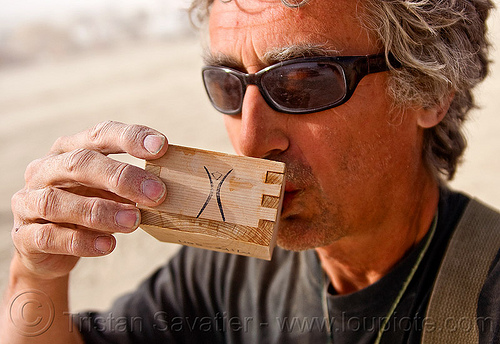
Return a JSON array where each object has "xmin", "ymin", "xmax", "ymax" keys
[{"xmin": 0, "ymin": 0, "xmax": 499, "ymax": 314}]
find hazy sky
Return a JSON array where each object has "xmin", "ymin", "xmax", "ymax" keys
[{"xmin": 0, "ymin": 0, "xmax": 190, "ymax": 25}]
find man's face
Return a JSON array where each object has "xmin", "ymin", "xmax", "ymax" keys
[{"xmin": 208, "ymin": 0, "xmax": 427, "ymax": 251}]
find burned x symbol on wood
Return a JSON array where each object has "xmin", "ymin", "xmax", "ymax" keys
[{"xmin": 196, "ymin": 166, "xmax": 233, "ymax": 221}]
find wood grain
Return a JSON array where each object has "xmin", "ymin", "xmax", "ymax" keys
[{"xmin": 138, "ymin": 145, "xmax": 286, "ymax": 260}]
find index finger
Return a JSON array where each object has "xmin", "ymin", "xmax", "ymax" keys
[{"xmin": 51, "ymin": 121, "xmax": 168, "ymax": 159}]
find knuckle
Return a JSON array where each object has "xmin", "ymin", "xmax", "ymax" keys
[
  {"xmin": 34, "ymin": 225, "xmax": 55, "ymax": 252},
  {"xmin": 24, "ymin": 157, "xmax": 43, "ymax": 184},
  {"xmin": 63, "ymin": 148, "xmax": 95, "ymax": 173},
  {"xmin": 51, "ymin": 135, "xmax": 68, "ymax": 153},
  {"xmin": 108, "ymin": 161, "xmax": 132, "ymax": 189},
  {"xmin": 11, "ymin": 223, "xmax": 24, "ymax": 244},
  {"xmin": 11, "ymin": 190, "xmax": 29, "ymax": 223},
  {"xmin": 11, "ymin": 189, "xmax": 24, "ymax": 212},
  {"xmin": 37, "ymin": 187, "xmax": 58, "ymax": 219},
  {"xmin": 121, "ymin": 123, "xmax": 146, "ymax": 145},
  {"xmin": 87, "ymin": 120, "xmax": 116, "ymax": 147},
  {"xmin": 67, "ymin": 230, "xmax": 80, "ymax": 256},
  {"xmin": 84, "ymin": 198, "xmax": 104, "ymax": 228},
  {"xmin": 11, "ymin": 231, "xmax": 27, "ymax": 257}
]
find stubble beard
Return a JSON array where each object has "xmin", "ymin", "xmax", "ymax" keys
[
  {"xmin": 275, "ymin": 179, "xmax": 347, "ymax": 251},
  {"xmin": 276, "ymin": 205, "xmax": 346, "ymax": 251},
  {"xmin": 267, "ymin": 153, "xmax": 348, "ymax": 251}
]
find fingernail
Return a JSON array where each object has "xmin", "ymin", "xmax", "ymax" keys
[
  {"xmin": 115, "ymin": 209, "xmax": 140, "ymax": 230},
  {"xmin": 141, "ymin": 179, "xmax": 166, "ymax": 202},
  {"xmin": 144, "ymin": 135, "xmax": 165, "ymax": 154},
  {"xmin": 95, "ymin": 236, "xmax": 114, "ymax": 254}
]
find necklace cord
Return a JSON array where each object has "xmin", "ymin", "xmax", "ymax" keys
[{"xmin": 321, "ymin": 212, "xmax": 439, "ymax": 343}]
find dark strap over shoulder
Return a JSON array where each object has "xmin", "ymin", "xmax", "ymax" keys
[{"xmin": 422, "ymin": 198, "xmax": 500, "ymax": 344}]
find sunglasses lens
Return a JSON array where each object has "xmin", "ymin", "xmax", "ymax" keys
[
  {"xmin": 203, "ymin": 69, "xmax": 243, "ymax": 114},
  {"xmin": 261, "ymin": 62, "xmax": 346, "ymax": 113}
]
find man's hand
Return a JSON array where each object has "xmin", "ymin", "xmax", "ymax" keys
[
  {"xmin": 10, "ymin": 121, "xmax": 168, "ymax": 279},
  {"xmin": 2, "ymin": 121, "xmax": 168, "ymax": 344}
]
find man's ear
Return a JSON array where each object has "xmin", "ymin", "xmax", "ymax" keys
[{"xmin": 417, "ymin": 92, "xmax": 455, "ymax": 128}]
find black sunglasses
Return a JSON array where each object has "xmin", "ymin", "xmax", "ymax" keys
[{"xmin": 202, "ymin": 54, "xmax": 395, "ymax": 115}]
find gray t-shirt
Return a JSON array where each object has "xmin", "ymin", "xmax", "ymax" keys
[{"xmin": 75, "ymin": 189, "xmax": 500, "ymax": 343}]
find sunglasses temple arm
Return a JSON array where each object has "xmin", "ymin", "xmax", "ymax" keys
[{"xmin": 369, "ymin": 53, "xmax": 401, "ymax": 73}]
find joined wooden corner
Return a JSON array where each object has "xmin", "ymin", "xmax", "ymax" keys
[{"xmin": 138, "ymin": 145, "xmax": 286, "ymax": 260}]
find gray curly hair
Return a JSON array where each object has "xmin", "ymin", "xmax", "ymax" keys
[{"xmin": 189, "ymin": 0, "xmax": 494, "ymax": 180}]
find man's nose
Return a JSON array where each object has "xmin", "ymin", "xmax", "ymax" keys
[{"xmin": 229, "ymin": 85, "xmax": 290, "ymax": 159}]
